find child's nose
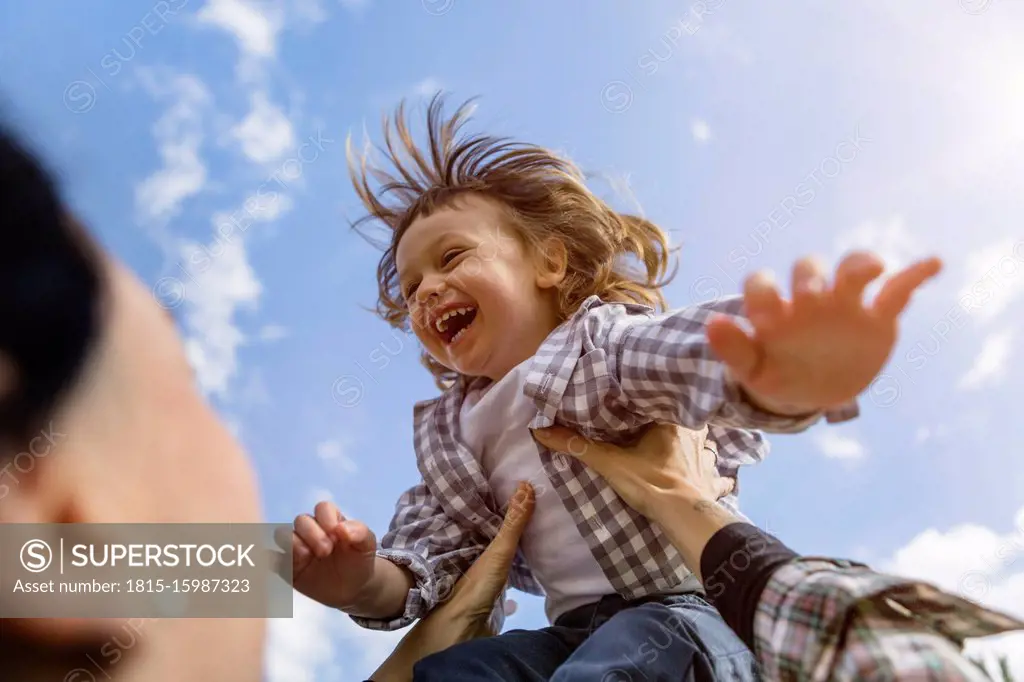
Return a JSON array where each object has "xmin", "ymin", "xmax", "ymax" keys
[{"xmin": 415, "ymin": 274, "xmax": 448, "ymax": 304}]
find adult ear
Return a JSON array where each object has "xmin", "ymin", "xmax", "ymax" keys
[{"xmin": 534, "ymin": 238, "xmax": 568, "ymax": 289}]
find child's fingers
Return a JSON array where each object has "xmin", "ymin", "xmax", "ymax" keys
[
  {"xmin": 833, "ymin": 251, "xmax": 885, "ymax": 307},
  {"xmin": 294, "ymin": 513, "xmax": 333, "ymax": 558},
  {"xmin": 873, "ymin": 257, "xmax": 943, "ymax": 318},
  {"xmin": 291, "ymin": 532, "xmax": 313, "ymax": 573},
  {"xmin": 742, "ymin": 270, "xmax": 785, "ymax": 329},
  {"xmin": 314, "ymin": 500, "xmax": 345, "ymax": 535},
  {"xmin": 336, "ymin": 519, "xmax": 376, "ymax": 554},
  {"xmin": 706, "ymin": 316, "xmax": 762, "ymax": 384},
  {"xmin": 790, "ymin": 255, "xmax": 829, "ymax": 311}
]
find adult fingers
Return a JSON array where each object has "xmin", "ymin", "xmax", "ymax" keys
[
  {"xmin": 715, "ymin": 476, "xmax": 736, "ymax": 499},
  {"xmin": 460, "ymin": 483, "xmax": 536, "ymax": 597},
  {"xmin": 486, "ymin": 483, "xmax": 535, "ymax": 568},
  {"xmin": 532, "ymin": 426, "xmax": 607, "ymax": 463}
]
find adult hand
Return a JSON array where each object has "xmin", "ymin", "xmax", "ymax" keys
[
  {"xmin": 531, "ymin": 423, "xmax": 733, "ymax": 518},
  {"xmin": 371, "ymin": 482, "xmax": 536, "ymax": 682},
  {"xmin": 532, "ymin": 423, "xmax": 738, "ymax": 582}
]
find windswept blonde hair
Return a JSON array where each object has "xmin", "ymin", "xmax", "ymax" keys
[{"xmin": 348, "ymin": 93, "xmax": 676, "ymax": 388}]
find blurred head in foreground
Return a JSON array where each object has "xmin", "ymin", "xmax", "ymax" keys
[{"xmin": 0, "ymin": 123, "xmax": 264, "ymax": 680}]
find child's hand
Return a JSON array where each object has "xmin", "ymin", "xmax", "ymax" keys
[
  {"xmin": 291, "ymin": 500, "xmax": 378, "ymax": 609},
  {"xmin": 707, "ymin": 251, "xmax": 942, "ymax": 415}
]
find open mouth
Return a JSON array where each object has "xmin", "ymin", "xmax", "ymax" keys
[{"xmin": 434, "ymin": 306, "xmax": 478, "ymax": 345}]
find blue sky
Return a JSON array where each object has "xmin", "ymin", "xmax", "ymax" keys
[{"xmin": 2, "ymin": 0, "xmax": 1023, "ymax": 679}]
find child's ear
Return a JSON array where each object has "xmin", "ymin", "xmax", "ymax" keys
[{"xmin": 534, "ymin": 238, "xmax": 568, "ymax": 289}]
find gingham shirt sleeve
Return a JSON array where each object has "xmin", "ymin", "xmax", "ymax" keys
[
  {"xmin": 348, "ymin": 480, "xmax": 487, "ymax": 631},
  {"xmin": 604, "ymin": 295, "xmax": 858, "ymax": 433},
  {"xmin": 754, "ymin": 559, "xmax": 1024, "ymax": 681}
]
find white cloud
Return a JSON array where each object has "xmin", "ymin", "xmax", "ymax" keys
[
  {"xmin": 265, "ymin": 590, "xmax": 407, "ymax": 681},
  {"xmin": 834, "ymin": 215, "xmax": 920, "ymax": 274},
  {"xmin": 959, "ymin": 330, "xmax": 1013, "ymax": 391},
  {"xmin": 690, "ymin": 118, "xmax": 711, "ymax": 143},
  {"xmin": 259, "ymin": 324, "xmax": 290, "ymax": 341},
  {"xmin": 231, "ymin": 90, "xmax": 297, "ymax": 163},
  {"xmin": 180, "ymin": 237, "xmax": 262, "ymax": 398},
  {"xmin": 196, "ymin": 0, "xmax": 330, "ymax": 80},
  {"xmin": 957, "ymin": 239, "xmax": 1024, "ymax": 325},
  {"xmin": 134, "ymin": 72, "xmax": 211, "ymax": 232},
  {"xmin": 265, "ymin": 592, "xmax": 341, "ymax": 682},
  {"xmin": 243, "ymin": 187, "xmax": 295, "ymax": 221},
  {"xmin": 316, "ymin": 439, "xmax": 358, "ymax": 475},
  {"xmin": 881, "ymin": 506, "xmax": 1024, "ymax": 677},
  {"xmin": 334, "ymin": 617, "xmax": 406, "ymax": 679},
  {"xmin": 814, "ymin": 429, "xmax": 867, "ymax": 461},
  {"xmin": 197, "ymin": 0, "xmax": 281, "ymax": 59}
]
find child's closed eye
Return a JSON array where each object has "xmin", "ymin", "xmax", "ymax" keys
[{"xmin": 442, "ymin": 248, "xmax": 466, "ymax": 266}]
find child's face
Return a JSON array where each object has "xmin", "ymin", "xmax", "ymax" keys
[{"xmin": 396, "ymin": 194, "xmax": 563, "ymax": 381}]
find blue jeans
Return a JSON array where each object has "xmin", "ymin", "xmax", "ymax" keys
[{"xmin": 412, "ymin": 593, "xmax": 761, "ymax": 681}]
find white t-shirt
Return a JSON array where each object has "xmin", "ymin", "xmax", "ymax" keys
[{"xmin": 459, "ymin": 359, "xmax": 616, "ymax": 623}]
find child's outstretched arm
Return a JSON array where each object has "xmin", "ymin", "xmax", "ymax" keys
[
  {"xmin": 591, "ymin": 251, "xmax": 939, "ymax": 433},
  {"xmin": 343, "ymin": 481, "xmax": 500, "ymax": 632},
  {"xmin": 705, "ymin": 252, "xmax": 941, "ymax": 418},
  {"xmin": 291, "ymin": 500, "xmax": 415, "ymax": 620}
]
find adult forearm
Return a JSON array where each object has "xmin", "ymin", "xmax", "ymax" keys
[
  {"xmin": 343, "ymin": 558, "xmax": 415, "ymax": 619},
  {"xmin": 651, "ymin": 487, "xmax": 801, "ymax": 649},
  {"xmin": 649, "ymin": 486, "xmax": 740, "ymax": 582}
]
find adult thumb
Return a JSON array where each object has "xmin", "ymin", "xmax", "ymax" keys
[{"xmin": 470, "ymin": 482, "xmax": 535, "ymax": 585}]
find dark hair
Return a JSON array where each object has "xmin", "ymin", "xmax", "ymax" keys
[{"xmin": 0, "ymin": 123, "xmax": 103, "ymax": 453}]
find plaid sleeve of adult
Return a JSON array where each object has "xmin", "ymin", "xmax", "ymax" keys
[
  {"xmin": 349, "ymin": 481, "xmax": 488, "ymax": 631},
  {"xmin": 607, "ymin": 295, "xmax": 858, "ymax": 432},
  {"xmin": 753, "ymin": 559, "xmax": 1024, "ymax": 681}
]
